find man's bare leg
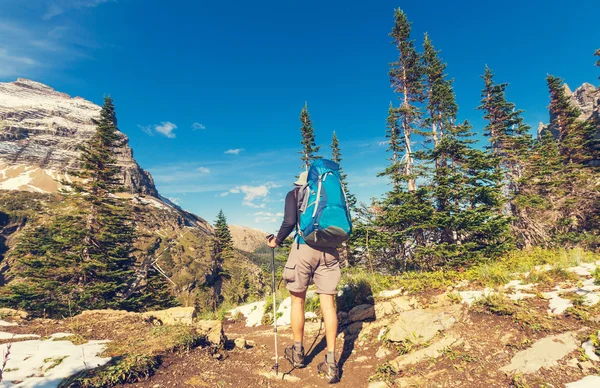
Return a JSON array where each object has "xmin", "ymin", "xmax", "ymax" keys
[
  {"xmin": 319, "ymin": 293, "xmax": 338, "ymax": 354},
  {"xmin": 290, "ymin": 290, "xmax": 306, "ymax": 344}
]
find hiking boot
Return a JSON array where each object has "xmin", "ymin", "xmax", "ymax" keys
[
  {"xmin": 284, "ymin": 345, "xmax": 305, "ymax": 368},
  {"xmin": 317, "ymin": 358, "xmax": 340, "ymax": 384}
]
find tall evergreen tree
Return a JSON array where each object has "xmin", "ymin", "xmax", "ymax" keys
[
  {"xmin": 388, "ymin": 8, "xmax": 424, "ymax": 191},
  {"xmin": 422, "ymin": 34, "xmax": 457, "ymax": 149},
  {"xmin": 299, "ymin": 103, "xmax": 321, "ymax": 170},
  {"xmin": 213, "ymin": 209, "xmax": 234, "ymax": 265},
  {"xmin": 380, "ymin": 103, "xmax": 404, "ymax": 189},
  {"xmin": 546, "ymin": 75, "xmax": 592, "ymax": 164},
  {"xmin": 330, "ymin": 131, "xmax": 356, "ymax": 210},
  {"xmin": 477, "ymin": 66, "xmax": 532, "ymax": 197}
]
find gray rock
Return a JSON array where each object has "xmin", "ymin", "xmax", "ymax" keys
[
  {"xmin": 345, "ymin": 321, "xmax": 363, "ymax": 335},
  {"xmin": 386, "ymin": 304, "xmax": 464, "ymax": 344},
  {"xmin": 196, "ymin": 320, "xmax": 224, "ymax": 346},
  {"xmin": 500, "ymin": 331, "xmax": 579, "ymax": 374},
  {"xmin": 142, "ymin": 307, "xmax": 195, "ymax": 325},
  {"xmin": 578, "ymin": 360, "xmax": 594, "ymax": 372},
  {"xmin": 234, "ymin": 337, "xmax": 247, "ymax": 349},
  {"xmin": 349, "ymin": 304, "xmax": 375, "ymax": 322},
  {"xmin": 0, "ymin": 78, "xmax": 158, "ymax": 196},
  {"xmin": 376, "ymin": 346, "xmax": 392, "ymax": 359},
  {"xmin": 367, "ymin": 382, "xmax": 390, "ymax": 388},
  {"xmin": 390, "ymin": 335, "xmax": 463, "ymax": 371}
]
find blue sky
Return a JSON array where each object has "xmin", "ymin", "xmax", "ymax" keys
[{"xmin": 1, "ymin": 0, "xmax": 599, "ymax": 232}]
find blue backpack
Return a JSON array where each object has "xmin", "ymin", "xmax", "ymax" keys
[{"xmin": 297, "ymin": 159, "xmax": 352, "ymax": 248}]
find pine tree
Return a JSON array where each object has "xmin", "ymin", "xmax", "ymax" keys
[
  {"xmin": 422, "ymin": 34, "xmax": 457, "ymax": 149},
  {"xmin": 299, "ymin": 103, "xmax": 321, "ymax": 170},
  {"xmin": 213, "ymin": 209, "xmax": 234, "ymax": 264},
  {"xmin": 380, "ymin": 103, "xmax": 404, "ymax": 188},
  {"xmin": 477, "ymin": 66, "xmax": 532, "ymax": 197},
  {"xmin": 388, "ymin": 8, "xmax": 424, "ymax": 191},
  {"xmin": 330, "ymin": 131, "xmax": 356, "ymax": 210},
  {"xmin": 546, "ymin": 75, "xmax": 593, "ymax": 164}
]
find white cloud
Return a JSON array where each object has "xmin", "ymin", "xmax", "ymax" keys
[
  {"xmin": 219, "ymin": 192, "xmax": 230, "ymax": 197},
  {"xmin": 254, "ymin": 212, "xmax": 284, "ymax": 217},
  {"xmin": 244, "ymin": 201, "xmax": 266, "ymax": 209},
  {"xmin": 196, "ymin": 167, "xmax": 210, "ymax": 174},
  {"xmin": 228, "ymin": 182, "xmax": 280, "ymax": 208},
  {"xmin": 154, "ymin": 122, "xmax": 177, "ymax": 138},
  {"xmin": 225, "ymin": 148, "xmax": 243, "ymax": 155},
  {"xmin": 138, "ymin": 125, "xmax": 153, "ymax": 136},
  {"xmin": 140, "ymin": 122, "xmax": 177, "ymax": 138},
  {"xmin": 255, "ymin": 216, "xmax": 277, "ymax": 223},
  {"xmin": 42, "ymin": 0, "xmax": 113, "ymax": 20},
  {"xmin": 191, "ymin": 122, "xmax": 206, "ymax": 130}
]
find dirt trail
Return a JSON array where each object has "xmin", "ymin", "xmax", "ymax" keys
[{"xmin": 123, "ymin": 320, "xmax": 377, "ymax": 387}]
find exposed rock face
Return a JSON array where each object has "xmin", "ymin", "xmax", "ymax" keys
[
  {"xmin": 229, "ymin": 224, "xmax": 267, "ymax": 252},
  {"xmin": 538, "ymin": 82, "xmax": 600, "ymax": 139},
  {"xmin": 0, "ymin": 78, "xmax": 158, "ymax": 195}
]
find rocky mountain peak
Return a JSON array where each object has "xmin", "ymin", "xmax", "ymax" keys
[{"xmin": 0, "ymin": 78, "xmax": 157, "ymax": 195}]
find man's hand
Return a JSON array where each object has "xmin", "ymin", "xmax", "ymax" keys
[{"xmin": 266, "ymin": 234, "xmax": 277, "ymax": 248}]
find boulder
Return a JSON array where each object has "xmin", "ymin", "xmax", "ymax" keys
[
  {"xmin": 345, "ymin": 322, "xmax": 363, "ymax": 336},
  {"xmin": 349, "ymin": 304, "xmax": 375, "ymax": 322},
  {"xmin": 500, "ymin": 331, "xmax": 579, "ymax": 374},
  {"xmin": 386, "ymin": 304, "xmax": 464, "ymax": 344},
  {"xmin": 142, "ymin": 307, "xmax": 196, "ymax": 325},
  {"xmin": 0, "ymin": 308, "xmax": 28, "ymax": 320},
  {"xmin": 234, "ymin": 337, "xmax": 247, "ymax": 349},
  {"xmin": 390, "ymin": 336, "xmax": 463, "ymax": 371},
  {"xmin": 196, "ymin": 320, "xmax": 224, "ymax": 346}
]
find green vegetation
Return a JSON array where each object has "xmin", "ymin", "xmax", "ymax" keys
[
  {"xmin": 472, "ymin": 294, "xmax": 558, "ymax": 332},
  {"xmin": 330, "ymin": 131, "xmax": 356, "ymax": 211},
  {"xmin": 0, "ymin": 98, "xmax": 174, "ymax": 317},
  {"xmin": 340, "ymin": 248, "xmax": 600, "ymax": 298},
  {"xmin": 299, "ymin": 103, "xmax": 321, "ymax": 170}
]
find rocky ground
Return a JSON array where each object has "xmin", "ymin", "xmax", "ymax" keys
[{"xmin": 2, "ymin": 260, "xmax": 600, "ymax": 387}]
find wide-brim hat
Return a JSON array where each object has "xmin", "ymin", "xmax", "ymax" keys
[{"xmin": 294, "ymin": 171, "xmax": 308, "ymax": 186}]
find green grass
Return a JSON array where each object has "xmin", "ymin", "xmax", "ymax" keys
[
  {"xmin": 343, "ymin": 248, "xmax": 600, "ymax": 298},
  {"xmin": 60, "ymin": 354, "xmax": 159, "ymax": 388},
  {"xmin": 472, "ymin": 293, "xmax": 558, "ymax": 332}
]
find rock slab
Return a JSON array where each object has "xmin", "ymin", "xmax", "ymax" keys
[
  {"xmin": 143, "ymin": 307, "xmax": 195, "ymax": 325},
  {"xmin": 500, "ymin": 331, "xmax": 579, "ymax": 374},
  {"xmin": 386, "ymin": 304, "xmax": 464, "ymax": 344},
  {"xmin": 390, "ymin": 335, "xmax": 463, "ymax": 371}
]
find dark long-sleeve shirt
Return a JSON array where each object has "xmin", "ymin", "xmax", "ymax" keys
[{"xmin": 275, "ymin": 188, "xmax": 299, "ymax": 244}]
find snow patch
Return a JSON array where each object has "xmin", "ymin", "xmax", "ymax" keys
[
  {"xmin": 542, "ymin": 291, "xmax": 573, "ymax": 315},
  {"xmin": 0, "ymin": 320, "xmax": 18, "ymax": 327},
  {"xmin": 582, "ymin": 340, "xmax": 600, "ymax": 361},
  {"xmin": 0, "ymin": 335, "xmax": 110, "ymax": 388},
  {"xmin": 566, "ymin": 375, "xmax": 600, "ymax": 388},
  {"xmin": 458, "ymin": 288, "xmax": 494, "ymax": 306},
  {"xmin": 229, "ymin": 301, "xmax": 266, "ymax": 327},
  {"xmin": 0, "ymin": 332, "xmax": 40, "ymax": 340}
]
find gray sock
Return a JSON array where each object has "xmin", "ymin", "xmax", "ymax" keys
[
  {"xmin": 294, "ymin": 341, "xmax": 303, "ymax": 351},
  {"xmin": 326, "ymin": 351, "xmax": 335, "ymax": 364}
]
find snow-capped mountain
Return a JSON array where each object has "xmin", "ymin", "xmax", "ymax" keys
[{"xmin": 0, "ymin": 78, "xmax": 157, "ymax": 195}]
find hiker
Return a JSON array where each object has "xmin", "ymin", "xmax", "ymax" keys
[{"xmin": 267, "ymin": 170, "xmax": 343, "ymax": 384}]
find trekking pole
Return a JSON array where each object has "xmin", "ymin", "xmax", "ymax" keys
[{"xmin": 266, "ymin": 234, "xmax": 279, "ymax": 376}]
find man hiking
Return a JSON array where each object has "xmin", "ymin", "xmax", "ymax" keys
[{"xmin": 267, "ymin": 169, "xmax": 344, "ymax": 384}]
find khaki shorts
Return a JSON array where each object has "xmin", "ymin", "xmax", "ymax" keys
[{"xmin": 283, "ymin": 243, "xmax": 341, "ymax": 295}]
